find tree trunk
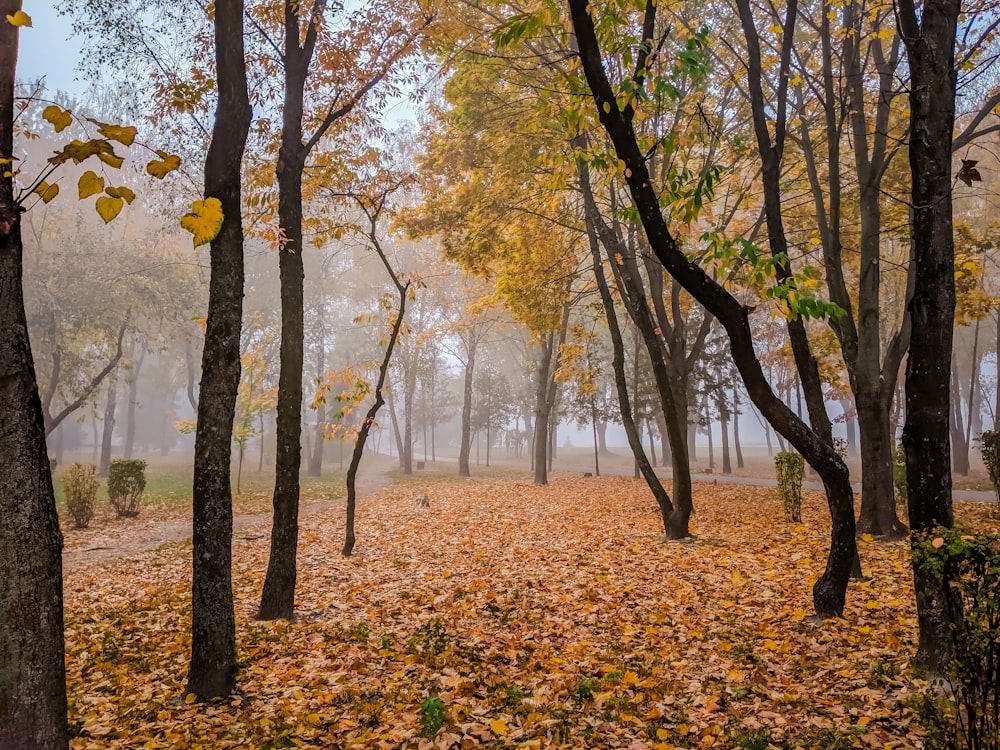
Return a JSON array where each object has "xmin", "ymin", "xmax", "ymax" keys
[
  {"xmin": 0, "ymin": 6, "xmax": 69, "ymax": 743},
  {"xmin": 307, "ymin": 323, "xmax": 326, "ymax": 476},
  {"xmin": 124, "ymin": 338, "xmax": 145, "ymax": 460},
  {"xmin": 98, "ymin": 367, "xmax": 119, "ymax": 477},
  {"xmin": 585, "ymin": 206, "xmax": 681, "ymax": 536},
  {"xmin": 402, "ymin": 363, "xmax": 414, "ymax": 475},
  {"xmin": 949, "ymin": 356, "xmax": 970, "ymax": 475},
  {"xmin": 533, "ymin": 333, "xmax": 554, "ymax": 485},
  {"xmin": 896, "ymin": 0, "xmax": 959, "ymax": 673},
  {"xmin": 186, "ymin": 0, "xmax": 251, "ymax": 701},
  {"xmin": 458, "ymin": 345, "xmax": 475, "ymax": 476},
  {"xmin": 733, "ymin": 385, "xmax": 744, "ymax": 469},
  {"xmin": 571, "ymin": 0, "xmax": 856, "ymax": 616},
  {"xmin": 856, "ymin": 393, "xmax": 907, "ymax": 537},
  {"xmin": 720, "ymin": 399, "xmax": 732, "ymax": 475}
]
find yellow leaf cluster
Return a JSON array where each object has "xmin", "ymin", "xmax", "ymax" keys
[{"xmin": 180, "ymin": 197, "xmax": 225, "ymax": 246}]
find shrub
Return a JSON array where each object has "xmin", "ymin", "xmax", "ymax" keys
[
  {"xmin": 418, "ymin": 695, "xmax": 446, "ymax": 737},
  {"xmin": 107, "ymin": 459, "xmax": 147, "ymax": 518},
  {"xmin": 912, "ymin": 529, "xmax": 1000, "ymax": 750},
  {"xmin": 893, "ymin": 443, "xmax": 907, "ymax": 506},
  {"xmin": 976, "ymin": 430, "xmax": 1000, "ymax": 512},
  {"xmin": 64, "ymin": 462, "xmax": 99, "ymax": 529},
  {"xmin": 774, "ymin": 452, "xmax": 805, "ymax": 522}
]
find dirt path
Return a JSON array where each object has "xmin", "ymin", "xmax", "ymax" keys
[{"xmin": 62, "ymin": 462, "xmax": 394, "ymax": 572}]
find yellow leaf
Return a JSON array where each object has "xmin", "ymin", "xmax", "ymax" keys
[
  {"xmin": 146, "ymin": 151, "xmax": 181, "ymax": 179},
  {"xmin": 95, "ymin": 195, "xmax": 124, "ymax": 223},
  {"xmin": 656, "ymin": 728, "xmax": 669, "ymax": 740},
  {"xmin": 184, "ymin": 692, "xmax": 197, "ymax": 704},
  {"xmin": 6, "ymin": 10, "xmax": 31, "ymax": 27},
  {"xmin": 42, "ymin": 105, "xmax": 72, "ymax": 133},
  {"xmin": 105, "ymin": 185, "xmax": 136, "ymax": 205},
  {"xmin": 98, "ymin": 150, "xmax": 124, "ymax": 169},
  {"xmin": 602, "ymin": 101, "xmax": 611, "ymax": 114},
  {"xmin": 860, "ymin": 533, "xmax": 874, "ymax": 542},
  {"xmin": 78, "ymin": 170, "xmax": 104, "ymax": 199},
  {"xmin": 490, "ymin": 718, "xmax": 508, "ymax": 736},
  {"xmin": 34, "ymin": 181, "xmax": 59, "ymax": 203},
  {"xmin": 181, "ymin": 197, "xmax": 225, "ymax": 247},
  {"xmin": 97, "ymin": 122, "xmax": 137, "ymax": 146}
]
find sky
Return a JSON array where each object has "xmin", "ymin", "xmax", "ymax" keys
[{"xmin": 17, "ymin": 2, "xmax": 85, "ymax": 96}]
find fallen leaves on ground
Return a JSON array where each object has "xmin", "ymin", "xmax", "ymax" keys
[{"xmin": 63, "ymin": 474, "xmax": 990, "ymax": 749}]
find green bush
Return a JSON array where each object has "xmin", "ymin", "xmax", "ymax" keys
[
  {"xmin": 912, "ymin": 529, "xmax": 1000, "ymax": 749},
  {"xmin": 977, "ymin": 430, "xmax": 1000, "ymax": 511},
  {"xmin": 107, "ymin": 459, "xmax": 146, "ymax": 518},
  {"xmin": 418, "ymin": 696, "xmax": 446, "ymax": 737},
  {"xmin": 775, "ymin": 452, "xmax": 805, "ymax": 522},
  {"xmin": 64, "ymin": 462, "xmax": 99, "ymax": 529},
  {"xmin": 892, "ymin": 443, "xmax": 908, "ymax": 506}
]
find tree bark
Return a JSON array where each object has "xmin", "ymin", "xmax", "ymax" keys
[
  {"xmin": 733, "ymin": 385, "xmax": 744, "ymax": 468},
  {"xmin": 186, "ymin": 0, "xmax": 252, "ymax": 701},
  {"xmin": 570, "ymin": 0, "xmax": 856, "ymax": 617},
  {"xmin": 98, "ymin": 367, "xmax": 119, "ymax": 477},
  {"xmin": 0, "ymin": 4, "xmax": 69, "ymax": 744},
  {"xmin": 896, "ymin": 0, "xmax": 959, "ymax": 672},
  {"xmin": 307, "ymin": 312, "xmax": 326, "ymax": 476},
  {"xmin": 124, "ymin": 338, "xmax": 146, "ymax": 460},
  {"xmin": 458, "ymin": 340, "xmax": 476, "ymax": 477}
]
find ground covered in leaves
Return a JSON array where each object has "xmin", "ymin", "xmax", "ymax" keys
[{"xmin": 62, "ymin": 473, "xmax": 997, "ymax": 749}]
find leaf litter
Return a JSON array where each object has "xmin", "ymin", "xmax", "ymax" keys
[{"xmin": 63, "ymin": 474, "xmax": 997, "ymax": 749}]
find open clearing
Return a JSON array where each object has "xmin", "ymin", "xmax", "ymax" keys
[{"xmin": 62, "ymin": 473, "xmax": 999, "ymax": 749}]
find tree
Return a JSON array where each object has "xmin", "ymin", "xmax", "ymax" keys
[
  {"xmin": 186, "ymin": 0, "xmax": 252, "ymax": 701},
  {"xmin": 257, "ymin": 0, "xmax": 432, "ymax": 622},
  {"xmin": 896, "ymin": 0, "xmax": 960, "ymax": 671},
  {"xmin": 0, "ymin": 6, "xmax": 70, "ymax": 746},
  {"xmin": 569, "ymin": 0, "xmax": 857, "ymax": 618}
]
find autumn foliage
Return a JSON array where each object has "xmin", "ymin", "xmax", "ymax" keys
[{"xmin": 59, "ymin": 472, "xmax": 1000, "ymax": 749}]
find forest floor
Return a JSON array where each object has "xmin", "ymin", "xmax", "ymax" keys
[{"xmin": 60, "ymin": 468, "xmax": 1000, "ymax": 750}]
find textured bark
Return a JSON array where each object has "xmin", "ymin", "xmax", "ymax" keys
[
  {"xmin": 186, "ymin": 0, "xmax": 251, "ymax": 701},
  {"xmin": 896, "ymin": 0, "xmax": 959, "ymax": 672},
  {"xmin": 532, "ymin": 334, "xmax": 555, "ymax": 486},
  {"xmin": 570, "ymin": 0, "xmax": 856, "ymax": 616},
  {"xmin": 0, "ymin": 5, "xmax": 69, "ymax": 745},
  {"xmin": 307, "ymin": 315, "xmax": 326, "ymax": 476}
]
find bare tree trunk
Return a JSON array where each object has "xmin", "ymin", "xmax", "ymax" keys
[
  {"xmin": 98, "ymin": 367, "xmax": 119, "ymax": 477},
  {"xmin": 0, "ymin": 6, "xmax": 69, "ymax": 742},
  {"xmin": 124, "ymin": 338, "xmax": 146, "ymax": 460},
  {"xmin": 186, "ymin": 0, "xmax": 251, "ymax": 701}
]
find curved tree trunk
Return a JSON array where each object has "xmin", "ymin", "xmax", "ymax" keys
[
  {"xmin": 98, "ymin": 367, "xmax": 119, "ymax": 476},
  {"xmin": 186, "ymin": 0, "xmax": 252, "ymax": 701}
]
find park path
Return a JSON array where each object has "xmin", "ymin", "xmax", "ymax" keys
[{"xmin": 62, "ymin": 461, "xmax": 394, "ymax": 572}]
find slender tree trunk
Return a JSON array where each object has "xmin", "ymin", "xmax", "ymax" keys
[
  {"xmin": 98, "ymin": 367, "xmax": 119, "ymax": 477},
  {"xmin": 186, "ymin": 0, "xmax": 251, "ymax": 701},
  {"xmin": 949, "ymin": 356, "xmax": 970, "ymax": 475},
  {"xmin": 124, "ymin": 339, "xmax": 145, "ymax": 460},
  {"xmin": 0, "ymin": 5, "xmax": 69, "ymax": 743},
  {"xmin": 459, "ymin": 344, "xmax": 475, "ymax": 477},
  {"xmin": 720, "ymin": 401, "xmax": 732, "ymax": 474},
  {"xmin": 533, "ymin": 334, "xmax": 554, "ymax": 485},
  {"xmin": 856, "ymin": 391, "xmax": 907, "ymax": 537},
  {"xmin": 705, "ymin": 402, "xmax": 715, "ymax": 471},
  {"xmin": 402, "ymin": 366, "xmax": 414, "ymax": 474},
  {"xmin": 571, "ymin": 0, "xmax": 856, "ymax": 616},
  {"xmin": 307, "ymin": 319, "xmax": 326, "ymax": 476},
  {"xmin": 733, "ymin": 385, "xmax": 744, "ymax": 469}
]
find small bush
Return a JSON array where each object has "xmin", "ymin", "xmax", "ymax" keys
[
  {"xmin": 893, "ymin": 443, "xmax": 908, "ymax": 506},
  {"xmin": 107, "ymin": 459, "xmax": 146, "ymax": 518},
  {"xmin": 774, "ymin": 452, "xmax": 805, "ymax": 522},
  {"xmin": 418, "ymin": 696, "xmax": 446, "ymax": 737},
  {"xmin": 977, "ymin": 430, "xmax": 1000, "ymax": 512},
  {"xmin": 64, "ymin": 462, "xmax": 99, "ymax": 529},
  {"xmin": 912, "ymin": 529, "xmax": 1000, "ymax": 750}
]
